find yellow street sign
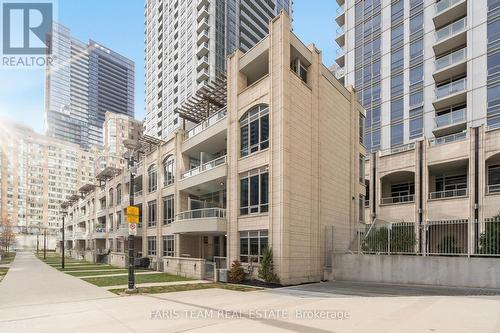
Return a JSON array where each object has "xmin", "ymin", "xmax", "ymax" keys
[{"xmin": 126, "ymin": 206, "xmax": 139, "ymax": 224}]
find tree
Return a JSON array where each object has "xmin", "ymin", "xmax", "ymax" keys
[
  {"xmin": 479, "ymin": 212, "xmax": 500, "ymax": 255},
  {"xmin": 258, "ymin": 247, "xmax": 279, "ymax": 283},
  {"xmin": 228, "ymin": 260, "xmax": 245, "ymax": 283},
  {"xmin": 0, "ymin": 219, "xmax": 16, "ymax": 253}
]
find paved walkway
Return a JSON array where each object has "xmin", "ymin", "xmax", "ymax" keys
[
  {"xmin": 103, "ymin": 280, "xmax": 210, "ymax": 290},
  {"xmin": 1, "ymin": 252, "xmax": 499, "ymax": 333}
]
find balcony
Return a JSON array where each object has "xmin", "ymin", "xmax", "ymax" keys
[
  {"xmin": 197, "ymin": 29, "xmax": 209, "ymax": 45},
  {"xmin": 178, "ymin": 156, "xmax": 227, "ymax": 194},
  {"xmin": 169, "ymin": 208, "xmax": 227, "ymax": 234},
  {"xmin": 433, "ymin": 47, "xmax": 467, "ymax": 82},
  {"xmin": 381, "ymin": 195, "xmax": 415, "ymax": 205},
  {"xmin": 335, "ymin": 25, "xmax": 345, "ymax": 46},
  {"xmin": 196, "ymin": 55, "xmax": 209, "ymax": 71},
  {"xmin": 197, "ymin": 41, "xmax": 209, "ymax": 57},
  {"xmin": 434, "ymin": 0, "xmax": 467, "ymax": 28},
  {"xmin": 197, "ymin": 17, "xmax": 209, "ymax": 34},
  {"xmin": 429, "ymin": 188, "xmax": 467, "ymax": 200},
  {"xmin": 434, "ymin": 17, "xmax": 467, "ymax": 56},
  {"xmin": 380, "ymin": 142, "xmax": 416, "ymax": 157},
  {"xmin": 433, "ymin": 106, "xmax": 467, "ymax": 137},
  {"xmin": 197, "ymin": 6, "xmax": 209, "ymax": 22},
  {"xmin": 93, "ymin": 225, "xmax": 107, "ymax": 239},
  {"xmin": 197, "ymin": 67, "xmax": 209, "ymax": 83},
  {"xmin": 335, "ymin": 46, "xmax": 345, "ymax": 67},
  {"xmin": 116, "ymin": 223, "xmax": 128, "ymax": 237},
  {"xmin": 184, "ymin": 108, "xmax": 227, "ymax": 141},
  {"xmin": 335, "ymin": 4, "xmax": 345, "ymax": 26},
  {"xmin": 433, "ymin": 77, "xmax": 467, "ymax": 110},
  {"xmin": 336, "ymin": 0, "xmax": 345, "ymax": 5},
  {"xmin": 429, "ymin": 130, "xmax": 467, "ymax": 146},
  {"xmin": 197, "ymin": 0, "xmax": 209, "ymax": 11},
  {"xmin": 74, "ymin": 229, "xmax": 87, "ymax": 240}
]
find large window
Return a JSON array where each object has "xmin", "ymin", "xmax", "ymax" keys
[
  {"xmin": 239, "ymin": 230, "xmax": 268, "ymax": 263},
  {"xmin": 163, "ymin": 155, "xmax": 175, "ymax": 186},
  {"xmin": 162, "ymin": 235, "xmax": 174, "ymax": 257},
  {"xmin": 116, "ymin": 184, "xmax": 122, "ymax": 204},
  {"xmin": 240, "ymin": 167, "xmax": 269, "ymax": 215},
  {"xmin": 240, "ymin": 104, "xmax": 269, "ymax": 157},
  {"xmin": 148, "ymin": 164, "xmax": 157, "ymax": 192},
  {"xmin": 391, "ymin": 99, "xmax": 404, "ymax": 121},
  {"xmin": 391, "ymin": 123, "xmax": 404, "ymax": 147},
  {"xmin": 436, "ymin": 175, "xmax": 468, "ymax": 192},
  {"xmin": 147, "ymin": 236, "xmax": 157, "ymax": 256},
  {"xmin": 108, "ymin": 189, "xmax": 114, "ymax": 207},
  {"xmin": 162, "ymin": 195, "xmax": 174, "ymax": 225},
  {"xmin": 148, "ymin": 200, "xmax": 157, "ymax": 227}
]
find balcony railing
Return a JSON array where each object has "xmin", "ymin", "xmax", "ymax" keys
[
  {"xmin": 380, "ymin": 142, "xmax": 416, "ymax": 156},
  {"xmin": 134, "ymin": 190, "xmax": 143, "ymax": 197},
  {"xmin": 435, "ymin": 107, "xmax": 466, "ymax": 128},
  {"xmin": 429, "ymin": 188, "xmax": 467, "ymax": 199},
  {"xmin": 487, "ymin": 184, "xmax": 500, "ymax": 194},
  {"xmin": 336, "ymin": 4, "xmax": 345, "ymax": 16},
  {"xmin": 95, "ymin": 226, "xmax": 106, "ymax": 233},
  {"xmin": 336, "ymin": 25, "xmax": 345, "ymax": 35},
  {"xmin": 181, "ymin": 155, "xmax": 226, "ymax": 179},
  {"xmin": 435, "ymin": 77, "xmax": 466, "ymax": 100},
  {"xmin": 435, "ymin": 0, "xmax": 463, "ymax": 15},
  {"xmin": 435, "ymin": 17, "xmax": 467, "ymax": 43},
  {"xmin": 185, "ymin": 108, "xmax": 227, "ymax": 140},
  {"xmin": 336, "ymin": 46, "xmax": 345, "ymax": 58},
  {"xmin": 381, "ymin": 195, "xmax": 415, "ymax": 205},
  {"xmin": 176, "ymin": 208, "xmax": 226, "ymax": 221},
  {"xmin": 435, "ymin": 48, "xmax": 466, "ymax": 72},
  {"xmin": 429, "ymin": 131, "xmax": 467, "ymax": 146}
]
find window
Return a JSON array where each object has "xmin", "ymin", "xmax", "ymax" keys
[
  {"xmin": 148, "ymin": 164, "xmax": 157, "ymax": 192},
  {"xmin": 116, "ymin": 184, "xmax": 122, "ymax": 204},
  {"xmin": 391, "ymin": 24, "xmax": 404, "ymax": 47},
  {"xmin": 391, "ymin": 99, "xmax": 404, "ymax": 121},
  {"xmin": 359, "ymin": 113, "xmax": 365, "ymax": 144},
  {"xmin": 410, "ymin": 65, "xmax": 423, "ymax": 86},
  {"xmin": 162, "ymin": 195, "xmax": 174, "ymax": 225},
  {"xmin": 163, "ymin": 155, "xmax": 175, "ymax": 186},
  {"xmin": 291, "ymin": 58, "xmax": 308, "ymax": 83},
  {"xmin": 116, "ymin": 211, "xmax": 122, "ymax": 226},
  {"xmin": 372, "ymin": 106, "xmax": 381, "ymax": 125},
  {"xmin": 410, "ymin": 13, "xmax": 423, "ymax": 33},
  {"xmin": 391, "ymin": 123, "xmax": 404, "ymax": 147},
  {"xmin": 410, "ymin": 116, "xmax": 423, "ymax": 139},
  {"xmin": 108, "ymin": 189, "xmax": 114, "ymax": 207},
  {"xmin": 359, "ymin": 155, "xmax": 365, "ymax": 183},
  {"xmin": 162, "ymin": 235, "xmax": 174, "ymax": 257},
  {"xmin": 147, "ymin": 236, "xmax": 157, "ymax": 256},
  {"xmin": 487, "ymin": 85, "xmax": 500, "ymax": 125},
  {"xmin": 410, "ymin": 91, "xmax": 423, "ymax": 108},
  {"xmin": 410, "ymin": 39, "xmax": 423, "ymax": 60},
  {"xmin": 391, "ymin": 0, "xmax": 404, "ymax": 22},
  {"xmin": 359, "ymin": 195, "xmax": 365, "ymax": 222},
  {"xmin": 240, "ymin": 167, "xmax": 269, "ymax": 215},
  {"xmin": 148, "ymin": 200, "xmax": 157, "ymax": 227},
  {"xmin": 436, "ymin": 175, "xmax": 467, "ymax": 192},
  {"xmin": 391, "ymin": 48, "xmax": 404, "ymax": 71},
  {"xmin": 137, "ymin": 203, "xmax": 143, "ymax": 227},
  {"xmin": 391, "ymin": 74, "xmax": 404, "ymax": 96},
  {"xmin": 240, "ymin": 104, "xmax": 269, "ymax": 157},
  {"xmin": 391, "ymin": 182, "xmax": 415, "ymax": 201},
  {"xmin": 239, "ymin": 230, "xmax": 268, "ymax": 263}
]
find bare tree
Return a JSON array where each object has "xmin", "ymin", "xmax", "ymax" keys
[{"xmin": 0, "ymin": 219, "xmax": 16, "ymax": 253}]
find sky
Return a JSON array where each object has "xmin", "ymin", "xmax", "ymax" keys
[{"xmin": 0, "ymin": 0, "xmax": 338, "ymax": 134}]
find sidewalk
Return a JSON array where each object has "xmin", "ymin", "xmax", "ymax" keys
[{"xmin": 0, "ymin": 252, "xmax": 115, "ymax": 308}]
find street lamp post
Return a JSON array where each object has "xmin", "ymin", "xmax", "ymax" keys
[
  {"xmin": 43, "ymin": 227, "xmax": 47, "ymax": 260},
  {"xmin": 61, "ymin": 203, "xmax": 68, "ymax": 269}
]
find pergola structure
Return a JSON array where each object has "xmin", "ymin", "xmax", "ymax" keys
[
  {"xmin": 95, "ymin": 166, "xmax": 122, "ymax": 187},
  {"xmin": 78, "ymin": 183, "xmax": 96, "ymax": 197},
  {"xmin": 176, "ymin": 75, "xmax": 227, "ymax": 126}
]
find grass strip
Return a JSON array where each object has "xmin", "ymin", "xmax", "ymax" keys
[
  {"xmin": 109, "ymin": 282, "xmax": 261, "ymax": 295},
  {"xmin": 67, "ymin": 269, "xmax": 149, "ymax": 277},
  {"xmin": 83, "ymin": 273, "xmax": 190, "ymax": 287},
  {"xmin": 0, "ymin": 252, "xmax": 16, "ymax": 265},
  {"xmin": 0, "ymin": 267, "xmax": 9, "ymax": 282}
]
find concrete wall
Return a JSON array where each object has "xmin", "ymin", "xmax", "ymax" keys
[
  {"xmin": 110, "ymin": 252, "xmax": 126, "ymax": 268},
  {"xmin": 332, "ymin": 253, "xmax": 500, "ymax": 289},
  {"xmin": 163, "ymin": 257, "xmax": 205, "ymax": 280}
]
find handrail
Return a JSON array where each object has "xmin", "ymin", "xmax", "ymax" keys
[
  {"xmin": 435, "ymin": 77, "xmax": 466, "ymax": 100},
  {"xmin": 429, "ymin": 131, "xmax": 467, "ymax": 146},
  {"xmin": 429, "ymin": 188, "xmax": 467, "ymax": 199},
  {"xmin": 435, "ymin": 107, "xmax": 466, "ymax": 128},
  {"xmin": 185, "ymin": 108, "xmax": 227, "ymax": 140},
  {"xmin": 435, "ymin": 0, "xmax": 463, "ymax": 15},
  {"xmin": 435, "ymin": 17, "xmax": 466, "ymax": 42},
  {"xmin": 435, "ymin": 48, "xmax": 466, "ymax": 72},
  {"xmin": 176, "ymin": 208, "xmax": 226, "ymax": 221},
  {"xmin": 181, "ymin": 155, "xmax": 227, "ymax": 179}
]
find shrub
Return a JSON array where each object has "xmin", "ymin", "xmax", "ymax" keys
[
  {"xmin": 479, "ymin": 213, "xmax": 500, "ymax": 254},
  {"xmin": 258, "ymin": 247, "xmax": 279, "ymax": 283},
  {"xmin": 228, "ymin": 260, "xmax": 245, "ymax": 283}
]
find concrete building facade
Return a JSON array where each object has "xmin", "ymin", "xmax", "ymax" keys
[
  {"xmin": 60, "ymin": 14, "xmax": 366, "ymax": 285},
  {"xmin": 144, "ymin": 0, "xmax": 292, "ymax": 140}
]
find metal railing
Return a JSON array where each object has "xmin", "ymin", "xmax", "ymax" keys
[
  {"xmin": 435, "ymin": 107, "xmax": 466, "ymax": 128},
  {"xmin": 336, "ymin": 46, "xmax": 345, "ymax": 58},
  {"xmin": 435, "ymin": 17, "xmax": 467, "ymax": 43},
  {"xmin": 357, "ymin": 219, "xmax": 500, "ymax": 256},
  {"xmin": 435, "ymin": 47, "xmax": 466, "ymax": 72},
  {"xmin": 336, "ymin": 25, "xmax": 345, "ymax": 35},
  {"xmin": 429, "ymin": 188, "xmax": 467, "ymax": 199},
  {"xmin": 435, "ymin": 77, "xmax": 467, "ymax": 100},
  {"xmin": 95, "ymin": 226, "xmax": 106, "ymax": 233},
  {"xmin": 429, "ymin": 131, "xmax": 467, "ymax": 146},
  {"xmin": 435, "ymin": 0, "xmax": 463, "ymax": 15},
  {"xmin": 184, "ymin": 107, "xmax": 227, "ymax": 140},
  {"xmin": 336, "ymin": 4, "xmax": 345, "ymax": 16},
  {"xmin": 487, "ymin": 184, "xmax": 500, "ymax": 194},
  {"xmin": 176, "ymin": 208, "xmax": 226, "ymax": 221},
  {"xmin": 381, "ymin": 194, "xmax": 415, "ymax": 205},
  {"xmin": 181, "ymin": 155, "xmax": 226, "ymax": 179}
]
